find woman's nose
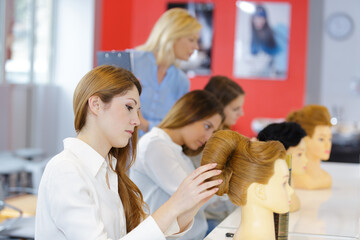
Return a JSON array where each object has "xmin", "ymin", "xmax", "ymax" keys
[
  {"xmin": 132, "ymin": 114, "xmax": 140, "ymax": 126},
  {"xmin": 194, "ymin": 41, "xmax": 199, "ymax": 50}
]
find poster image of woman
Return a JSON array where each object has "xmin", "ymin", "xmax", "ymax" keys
[{"xmin": 233, "ymin": 2, "xmax": 291, "ymax": 80}]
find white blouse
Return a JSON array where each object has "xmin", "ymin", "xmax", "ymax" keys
[
  {"xmin": 130, "ymin": 127, "xmax": 210, "ymax": 240},
  {"xmin": 35, "ymin": 138, "xmax": 180, "ymax": 240}
]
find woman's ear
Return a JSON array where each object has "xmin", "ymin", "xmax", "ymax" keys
[{"xmin": 88, "ymin": 95, "xmax": 101, "ymax": 115}]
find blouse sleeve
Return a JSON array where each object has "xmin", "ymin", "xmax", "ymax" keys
[
  {"xmin": 121, "ymin": 216, "xmax": 165, "ymax": 240},
  {"xmin": 142, "ymin": 140, "xmax": 190, "ymax": 195}
]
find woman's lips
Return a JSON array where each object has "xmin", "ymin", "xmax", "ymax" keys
[{"xmin": 126, "ymin": 130, "xmax": 133, "ymax": 135}]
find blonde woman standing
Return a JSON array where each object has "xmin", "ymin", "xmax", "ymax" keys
[{"xmin": 129, "ymin": 8, "xmax": 201, "ymax": 135}]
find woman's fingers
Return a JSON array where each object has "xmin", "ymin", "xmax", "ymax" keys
[
  {"xmin": 188, "ymin": 163, "xmax": 217, "ymax": 181},
  {"xmin": 198, "ymin": 179, "xmax": 223, "ymax": 194},
  {"xmin": 197, "ymin": 186, "xmax": 219, "ymax": 202},
  {"xmin": 171, "ymin": 164, "xmax": 223, "ymax": 214},
  {"xmin": 192, "ymin": 169, "xmax": 222, "ymax": 186}
]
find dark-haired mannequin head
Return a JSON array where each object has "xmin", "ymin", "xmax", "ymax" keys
[
  {"xmin": 201, "ymin": 130, "xmax": 293, "ymax": 240},
  {"xmin": 257, "ymin": 122, "xmax": 307, "ymax": 211},
  {"xmin": 286, "ymin": 105, "xmax": 332, "ymax": 189}
]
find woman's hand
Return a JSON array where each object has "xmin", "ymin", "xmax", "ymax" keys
[
  {"xmin": 169, "ymin": 163, "xmax": 222, "ymax": 214},
  {"xmin": 152, "ymin": 163, "xmax": 222, "ymax": 233}
]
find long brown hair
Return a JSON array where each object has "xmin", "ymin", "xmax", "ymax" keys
[
  {"xmin": 201, "ymin": 130, "xmax": 286, "ymax": 206},
  {"xmin": 158, "ymin": 90, "xmax": 225, "ymax": 156},
  {"xmin": 286, "ymin": 105, "xmax": 331, "ymax": 137},
  {"xmin": 73, "ymin": 65, "xmax": 146, "ymax": 232}
]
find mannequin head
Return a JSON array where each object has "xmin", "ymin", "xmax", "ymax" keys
[
  {"xmin": 204, "ymin": 75, "xmax": 245, "ymax": 128},
  {"xmin": 305, "ymin": 125, "xmax": 332, "ymax": 161},
  {"xmin": 257, "ymin": 122, "xmax": 308, "ymax": 174},
  {"xmin": 287, "ymin": 138, "xmax": 307, "ymax": 174},
  {"xmin": 247, "ymin": 159, "xmax": 293, "ymax": 213},
  {"xmin": 201, "ymin": 130, "xmax": 293, "ymax": 213},
  {"xmin": 286, "ymin": 105, "xmax": 332, "ymax": 161}
]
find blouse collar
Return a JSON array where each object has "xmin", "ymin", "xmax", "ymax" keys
[{"xmin": 63, "ymin": 137, "xmax": 116, "ymax": 177}]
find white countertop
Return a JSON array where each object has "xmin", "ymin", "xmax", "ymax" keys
[{"xmin": 205, "ymin": 162, "xmax": 360, "ymax": 240}]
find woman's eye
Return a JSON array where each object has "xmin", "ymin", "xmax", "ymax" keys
[
  {"xmin": 204, "ymin": 124, "xmax": 210, "ymax": 130},
  {"xmin": 126, "ymin": 105, "xmax": 133, "ymax": 111},
  {"xmin": 319, "ymin": 138, "xmax": 324, "ymax": 142},
  {"xmin": 297, "ymin": 153, "xmax": 302, "ymax": 157}
]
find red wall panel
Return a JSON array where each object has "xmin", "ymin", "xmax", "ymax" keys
[{"xmin": 99, "ymin": 0, "xmax": 308, "ymax": 137}]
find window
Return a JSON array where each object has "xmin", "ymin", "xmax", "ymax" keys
[{"xmin": 0, "ymin": 0, "xmax": 53, "ymax": 84}]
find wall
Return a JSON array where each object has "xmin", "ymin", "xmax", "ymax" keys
[
  {"xmin": 321, "ymin": 0, "xmax": 360, "ymax": 122},
  {"xmin": 0, "ymin": 85, "xmax": 29, "ymax": 150},
  {"xmin": 99, "ymin": 0, "xmax": 308, "ymax": 137},
  {"xmin": 306, "ymin": 0, "xmax": 360, "ymax": 123},
  {"xmin": 52, "ymin": 0, "xmax": 95, "ymax": 153}
]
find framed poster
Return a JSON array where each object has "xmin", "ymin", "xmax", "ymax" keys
[
  {"xmin": 233, "ymin": 1, "xmax": 291, "ymax": 80},
  {"xmin": 168, "ymin": 2, "xmax": 214, "ymax": 76}
]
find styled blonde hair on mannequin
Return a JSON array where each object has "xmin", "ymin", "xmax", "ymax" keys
[
  {"xmin": 136, "ymin": 8, "xmax": 201, "ymax": 66},
  {"xmin": 201, "ymin": 130, "xmax": 286, "ymax": 206},
  {"xmin": 286, "ymin": 105, "xmax": 331, "ymax": 137},
  {"xmin": 73, "ymin": 65, "xmax": 146, "ymax": 232}
]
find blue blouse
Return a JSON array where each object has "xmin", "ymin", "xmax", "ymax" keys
[{"xmin": 129, "ymin": 50, "xmax": 190, "ymax": 135}]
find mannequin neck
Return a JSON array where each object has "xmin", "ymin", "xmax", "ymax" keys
[
  {"xmin": 234, "ymin": 203, "xmax": 275, "ymax": 240},
  {"xmin": 305, "ymin": 153, "xmax": 322, "ymax": 175}
]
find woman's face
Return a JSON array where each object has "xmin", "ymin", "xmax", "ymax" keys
[
  {"xmin": 180, "ymin": 113, "xmax": 222, "ymax": 150},
  {"xmin": 287, "ymin": 138, "xmax": 308, "ymax": 175},
  {"xmin": 253, "ymin": 15, "xmax": 266, "ymax": 30},
  {"xmin": 223, "ymin": 94, "xmax": 245, "ymax": 127},
  {"xmin": 173, "ymin": 32, "xmax": 200, "ymax": 61},
  {"xmin": 263, "ymin": 159, "xmax": 294, "ymax": 214},
  {"xmin": 305, "ymin": 125, "xmax": 332, "ymax": 161},
  {"xmin": 97, "ymin": 86, "xmax": 140, "ymax": 149}
]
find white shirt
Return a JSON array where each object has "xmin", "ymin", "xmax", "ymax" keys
[
  {"xmin": 35, "ymin": 138, "xmax": 179, "ymax": 240},
  {"xmin": 130, "ymin": 127, "xmax": 208, "ymax": 240}
]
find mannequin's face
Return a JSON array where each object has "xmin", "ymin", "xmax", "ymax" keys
[
  {"xmin": 287, "ymin": 138, "xmax": 308, "ymax": 175},
  {"xmin": 305, "ymin": 125, "xmax": 332, "ymax": 160},
  {"xmin": 262, "ymin": 159, "xmax": 294, "ymax": 214},
  {"xmin": 223, "ymin": 95, "xmax": 245, "ymax": 127}
]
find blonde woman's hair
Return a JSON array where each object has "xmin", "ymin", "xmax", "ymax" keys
[
  {"xmin": 137, "ymin": 8, "xmax": 201, "ymax": 66},
  {"xmin": 286, "ymin": 104, "xmax": 331, "ymax": 137},
  {"xmin": 158, "ymin": 90, "xmax": 224, "ymax": 156},
  {"xmin": 201, "ymin": 130, "xmax": 286, "ymax": 206},
  {"xmin": 73, "ymin": 65, "xmax": 146, "ymax": 232}
]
